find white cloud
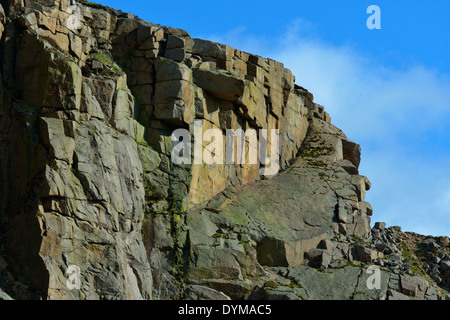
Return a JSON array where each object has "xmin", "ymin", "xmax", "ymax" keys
[
  {"xmin": 362, "ymin": 148, "xmax": 450, "ymax": 236},
  {"xmin": 199, "ymin": 20, "xmax": 450, "ymax": 236}
]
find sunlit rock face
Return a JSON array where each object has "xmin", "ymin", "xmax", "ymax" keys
[{"xmin": 0, "ymin": 0, "xmax": 448, "ymax": 301}]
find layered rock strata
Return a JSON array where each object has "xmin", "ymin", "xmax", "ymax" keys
[{"xmin": 0, "ymin": 0, "xmax": 448, "ymax": 300}]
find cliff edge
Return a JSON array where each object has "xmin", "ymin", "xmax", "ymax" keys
[{"xmin": 0, "ymin": 0, "xmax": 448, "ymax": 300}]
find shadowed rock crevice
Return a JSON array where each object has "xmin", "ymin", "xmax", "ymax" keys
[{"xmin": 0, "ymin": 97, "xmax": 50, "ymax": 299}]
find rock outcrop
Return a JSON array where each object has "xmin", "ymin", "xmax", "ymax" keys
[{"xmin": 0, "ymin": 0, "xmax": 448, "ymax": 300}]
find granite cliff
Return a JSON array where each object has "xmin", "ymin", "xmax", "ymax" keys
[{"xmin": 0, "ymin": 0, "xmax": 448, "ymax": 300}]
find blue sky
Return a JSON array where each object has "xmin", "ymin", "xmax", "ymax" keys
[{"xmin": 96, "ymin": 0, "xmax": 450, "ymax": 236}]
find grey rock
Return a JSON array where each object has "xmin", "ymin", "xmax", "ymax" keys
[
  {"xmin": 1, "ymin": 0, "xmax": 447, "ymax": 302},
  {"xmin": 341, "ymin": 139, "xmax": 361, "ymax": 169},
  {"xmin": 192, "ymin": 68, "xmax": 245, "ymax": 102},
  {"xmin": 353, "ymin": 268, "xmax": 390, "ymax": 300},
  {"xmin": 166, "ymin": 35, "xmax": 186, "ymax": 49},
  {"xmin": 374, "ymin": 222, "xmax": 386, "ymax": 231},
  {"xmin": 440, "ymin": 260, "xmax": 450, "ymax": 272},
  {"xmin": 287, "ymin": 266, "xmax": 361, "ymax": 300},
  {"xmin": 432, "ymin": 256, "xmax": 441, "ymax": 264},
  {"xmin": 388, "ymin": 289, "xmax": 411, "ymax": 300},
  {"xmin": 400, "ymin": 274, "xmax": 428, "ymax": 298},
  {"xmin": 165, "ymin": 48, "xmax": 186, "ymax": 62},
  {"xmin": 428, "ymin": 241, "xmax": 441, "ymax": 253},
  {"xmin": 0, "ymin": 288, "xmax": 13, "ymax": 300},
  {"xmin": 355, "ymin": 244, "xmax": 378, "ymax": 263},
  {"xmin": 318, "ymin": 239, "xmax": 333, "ymax": 251},
  {"xmin": 185, "ymin": 285, "xmax": 231, "ymax": 300},
  {"xmin": 263, "ymin": 287, "xmax": 303, "ymax": 300},
  {"xmin": 374, "ymin": 240, "xmax": 386, "ymax": 252},
  {"xmin": 155, "ymin": 57, "xmax": 191, "ymax": 82}
]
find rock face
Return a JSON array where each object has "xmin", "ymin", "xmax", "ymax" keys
[{"xmin": 0, "ymin": 0, "xmax": 448, "ymax": 300}]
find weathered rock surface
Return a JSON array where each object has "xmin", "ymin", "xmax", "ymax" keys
[
  {"xmin": 0, "ymin": 287, "xmax": 13, "ymax": 300},
  {"xmin": 0, "ymin": 0, "xmax": 448, "ymax": 300}
]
